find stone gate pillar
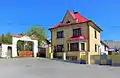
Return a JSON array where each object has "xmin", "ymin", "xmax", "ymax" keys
[
  {"xmin": 33, "ymin": 40, "xmax": 38, "ymax": 57},
  {"xmin": 12, "ymin": 37, "xmax": 18, "ymax": 57}
]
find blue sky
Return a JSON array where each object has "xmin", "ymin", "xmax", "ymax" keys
[{"xmin": 0, "ymin": 0, "xmax": 120, "ymax": 40}]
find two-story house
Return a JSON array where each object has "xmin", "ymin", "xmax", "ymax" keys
[{"xmin": 49, "ymin": 10, "xmax": 102, "ymax": 63}]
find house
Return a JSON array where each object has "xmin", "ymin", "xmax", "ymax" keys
[
  {"xmin": 38, "ymin": 39, "xmax": 51, "ymax": 58},
  {"xmin": 104, "ymin": 40, "xmax": 120, "ymax": 50},
  {"xmin": 49, "ymin": 10, "xmax": 102, "ymax": 63},
  {"xmin": 100, "ymin": 41, "xmax": 109, "ymax": 55},
  {"xmin": 103, "ymin": 40, "xmax": 120, "ymax": 55}
]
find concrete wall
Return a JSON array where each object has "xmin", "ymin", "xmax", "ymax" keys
[
  {"xmin": 89, "ymin": 52, "xmax": 120, "ymax": 65},
  {"xmin": 1, "ymin": 44, "xmax": 12, "ymax": 57}
]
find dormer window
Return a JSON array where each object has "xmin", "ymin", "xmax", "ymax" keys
[{"xmin": 66, "ymin": 20, "xmax": 70, "ymax": 24}]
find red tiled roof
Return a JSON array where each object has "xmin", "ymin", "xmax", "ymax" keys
[
  {"xmin": 49, "ymin": 10, "xmax": 89, "ymax": 30},
  {"xmin": 68, "ymin": 10, "xmax": 88, "ymax": 23},
  {"xmin": 13, "ymin": 34, "xmax": 22, "ymax": 38},
  {"xmin": 74, "ymin": 13, "xmax": 88, "ymax": 23},
  {"xmin": 68, "ymin": 36, "xmax": 85, "ymax": 41},
  {"xmin": 13, "ymin": 34, "xmax": 38, "ymax": 40},
  {"xmin": 68, "ymin": 11, "xmax": 76, "ymax": 19},
  {"xmin": 52, "ymin": 22, "xmax": 62, "ymax": 29}
]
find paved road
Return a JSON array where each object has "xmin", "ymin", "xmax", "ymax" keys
[{"xmin": 0, "ymin": 58, "xmax": 120, "ymax": 78}]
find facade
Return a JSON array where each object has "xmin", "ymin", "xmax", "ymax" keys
[
  {"xmin": 100, "ymin": 41, "xmax": 109, "ymax": 55},
  {"xmin": 49, "ymin": 10, "xmax": 102, "ymax": 62}
]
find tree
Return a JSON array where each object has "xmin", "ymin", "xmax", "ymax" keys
[
  {"xmin": 19, "ymin": 32, "xmax": 26, "ymax": 36},
  {"xmin": 0, "ymin": 33, "xmax": 12, "ymax": 44},
  {"xmin": 17, "ymin": 40, "xmax": 24, "ymax": 51},
  {"xmin": 1, "ymin": 34, "xmax": 5, "ymax": 43},
  {"xmin": 6, "ymin": 32, "xmax": 12, "ymax": 44},
  {"xmin": 26, "ymin": 26, "xmax": 46, "ymax": 46}
]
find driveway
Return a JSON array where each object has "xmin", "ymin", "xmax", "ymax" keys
[{"xmin": 0, "ymin": 58, "xmax": 120, "ymax": 78}]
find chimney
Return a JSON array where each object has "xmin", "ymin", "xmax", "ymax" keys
[{"xmin": 74, "ymin": 12, "xmax": 78, "ymax": 14}]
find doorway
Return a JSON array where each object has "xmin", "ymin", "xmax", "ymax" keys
[{"xmin": 7, "ymin": 46, "xmax": 12, "ymax": 58}]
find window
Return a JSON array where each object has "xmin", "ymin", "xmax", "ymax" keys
[
  {"xmin": 81, "ymin": 43, "xmax": 85, "ymax": 51},
  {"xmin": 67, "ymin": 43, "xmax": 69, "ymax": 51},
  {"xmin": 108, "ymin": 51, "xmax": 112, "ymax": 55},
  {"xmin": 95, "ymin": 30, "xmax": 97, "ymax": 39},
  {"xmin": 57, "ymin": 31, "xmax": 64, "ymax": 38},
  {"xmin": 70, "ymin": 43, "xmax": 79, "ymax": 51},
  {"xmin": 73, "ymin": 28, "xmax": 81, "ymax": 37},
  {"xmin": 39, "ymin": 48, "xmax": 46, "ymax": 52},
  {"xmin": 95, "ymin": 44, "xmax": 97, "ymax": 52},
  {"xmin": 104, "ymin": 46, "xmax": 107, "ymax": 51},
  {"xmin": 56, "ymin": 45, "xmax": 64, "ymax": 52},
  {"xmin": 66, "ymin": 20, "xmax": 70, "ymax": 24}
]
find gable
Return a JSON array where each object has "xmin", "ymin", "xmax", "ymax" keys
[
  {"xmin": 62, "ymin": 10, "xmax": 76, "ymax": 24},
  {"xmin": 49, "ymin": 10, "xmax": 93, "ymax": 30}
]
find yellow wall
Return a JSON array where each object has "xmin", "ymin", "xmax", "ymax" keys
[
  {"xmin": 51, "ymin": 23, "xmax": 101, "ymax": 55},
  {"xmin": 51, "ymin": 23, "xmax": 89, "ymax": 53},
  {"xmin": 89, "ymin": 25, "xmax": 100, "ymax": 55}
]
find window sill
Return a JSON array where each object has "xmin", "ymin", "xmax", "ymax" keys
[
  {"xmin": 68, "ymin": 50, "xmax": 86, "ymax": 52},
  {"xmin": 56, "ymin": 38, "xmax": 64, "ymax": 39},
  {"xmin": 72, "ymin": 36, "xmax": 82, "ymax": 38}
]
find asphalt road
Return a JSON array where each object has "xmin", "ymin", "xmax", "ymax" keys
[{"xmin": 0, "ymin": 58, "xmax": 120, "ymax": 78}]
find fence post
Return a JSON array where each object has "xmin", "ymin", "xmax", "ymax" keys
[
  {"xmin": 50, "ymin": 53, "xmax": 53, "ymax": 59},
  {"xmin": 88, "ymin": 52, "xmax": 91, "ymax": 64},
  {"xmin": 63, "ymin": 52, "xmax": 66, "ymax": 60},
  {"xmin": 86, "ymin": 52, "xmax": 91, "ymax": 64}
]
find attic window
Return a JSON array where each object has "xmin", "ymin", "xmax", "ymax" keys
[{"xmin": 66, "ymin": 20, "xmax": 71, "ymax": 24}]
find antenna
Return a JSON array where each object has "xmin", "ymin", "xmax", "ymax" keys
[
  {"xmin": 73, "ymin": 9, "xmax": 78, "ymax": 14},
  {"xmin": 73, "ymin": 9, "xmax": 75, "ymax": 13}
]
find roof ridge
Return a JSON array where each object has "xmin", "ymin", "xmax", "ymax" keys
[{"xmin": 68, "ymin": 10, "xmax": 88, "ymax": 23}]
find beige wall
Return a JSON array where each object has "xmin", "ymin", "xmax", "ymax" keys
[
  {"xmin": 51, "ymin": 23, "xmax": 89, "ymax": 53},
  {"xmin": 62, "ymin": 11, "xmax": 76, "ymax": 24},
  {"xmin": 89, "ymin": 25, "xmax": 100, "ymax": 55}
]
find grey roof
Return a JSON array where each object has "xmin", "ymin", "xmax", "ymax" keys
[{"xmin": 104, "ymin": 41, "xmax": 120, "ymax": 49}]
